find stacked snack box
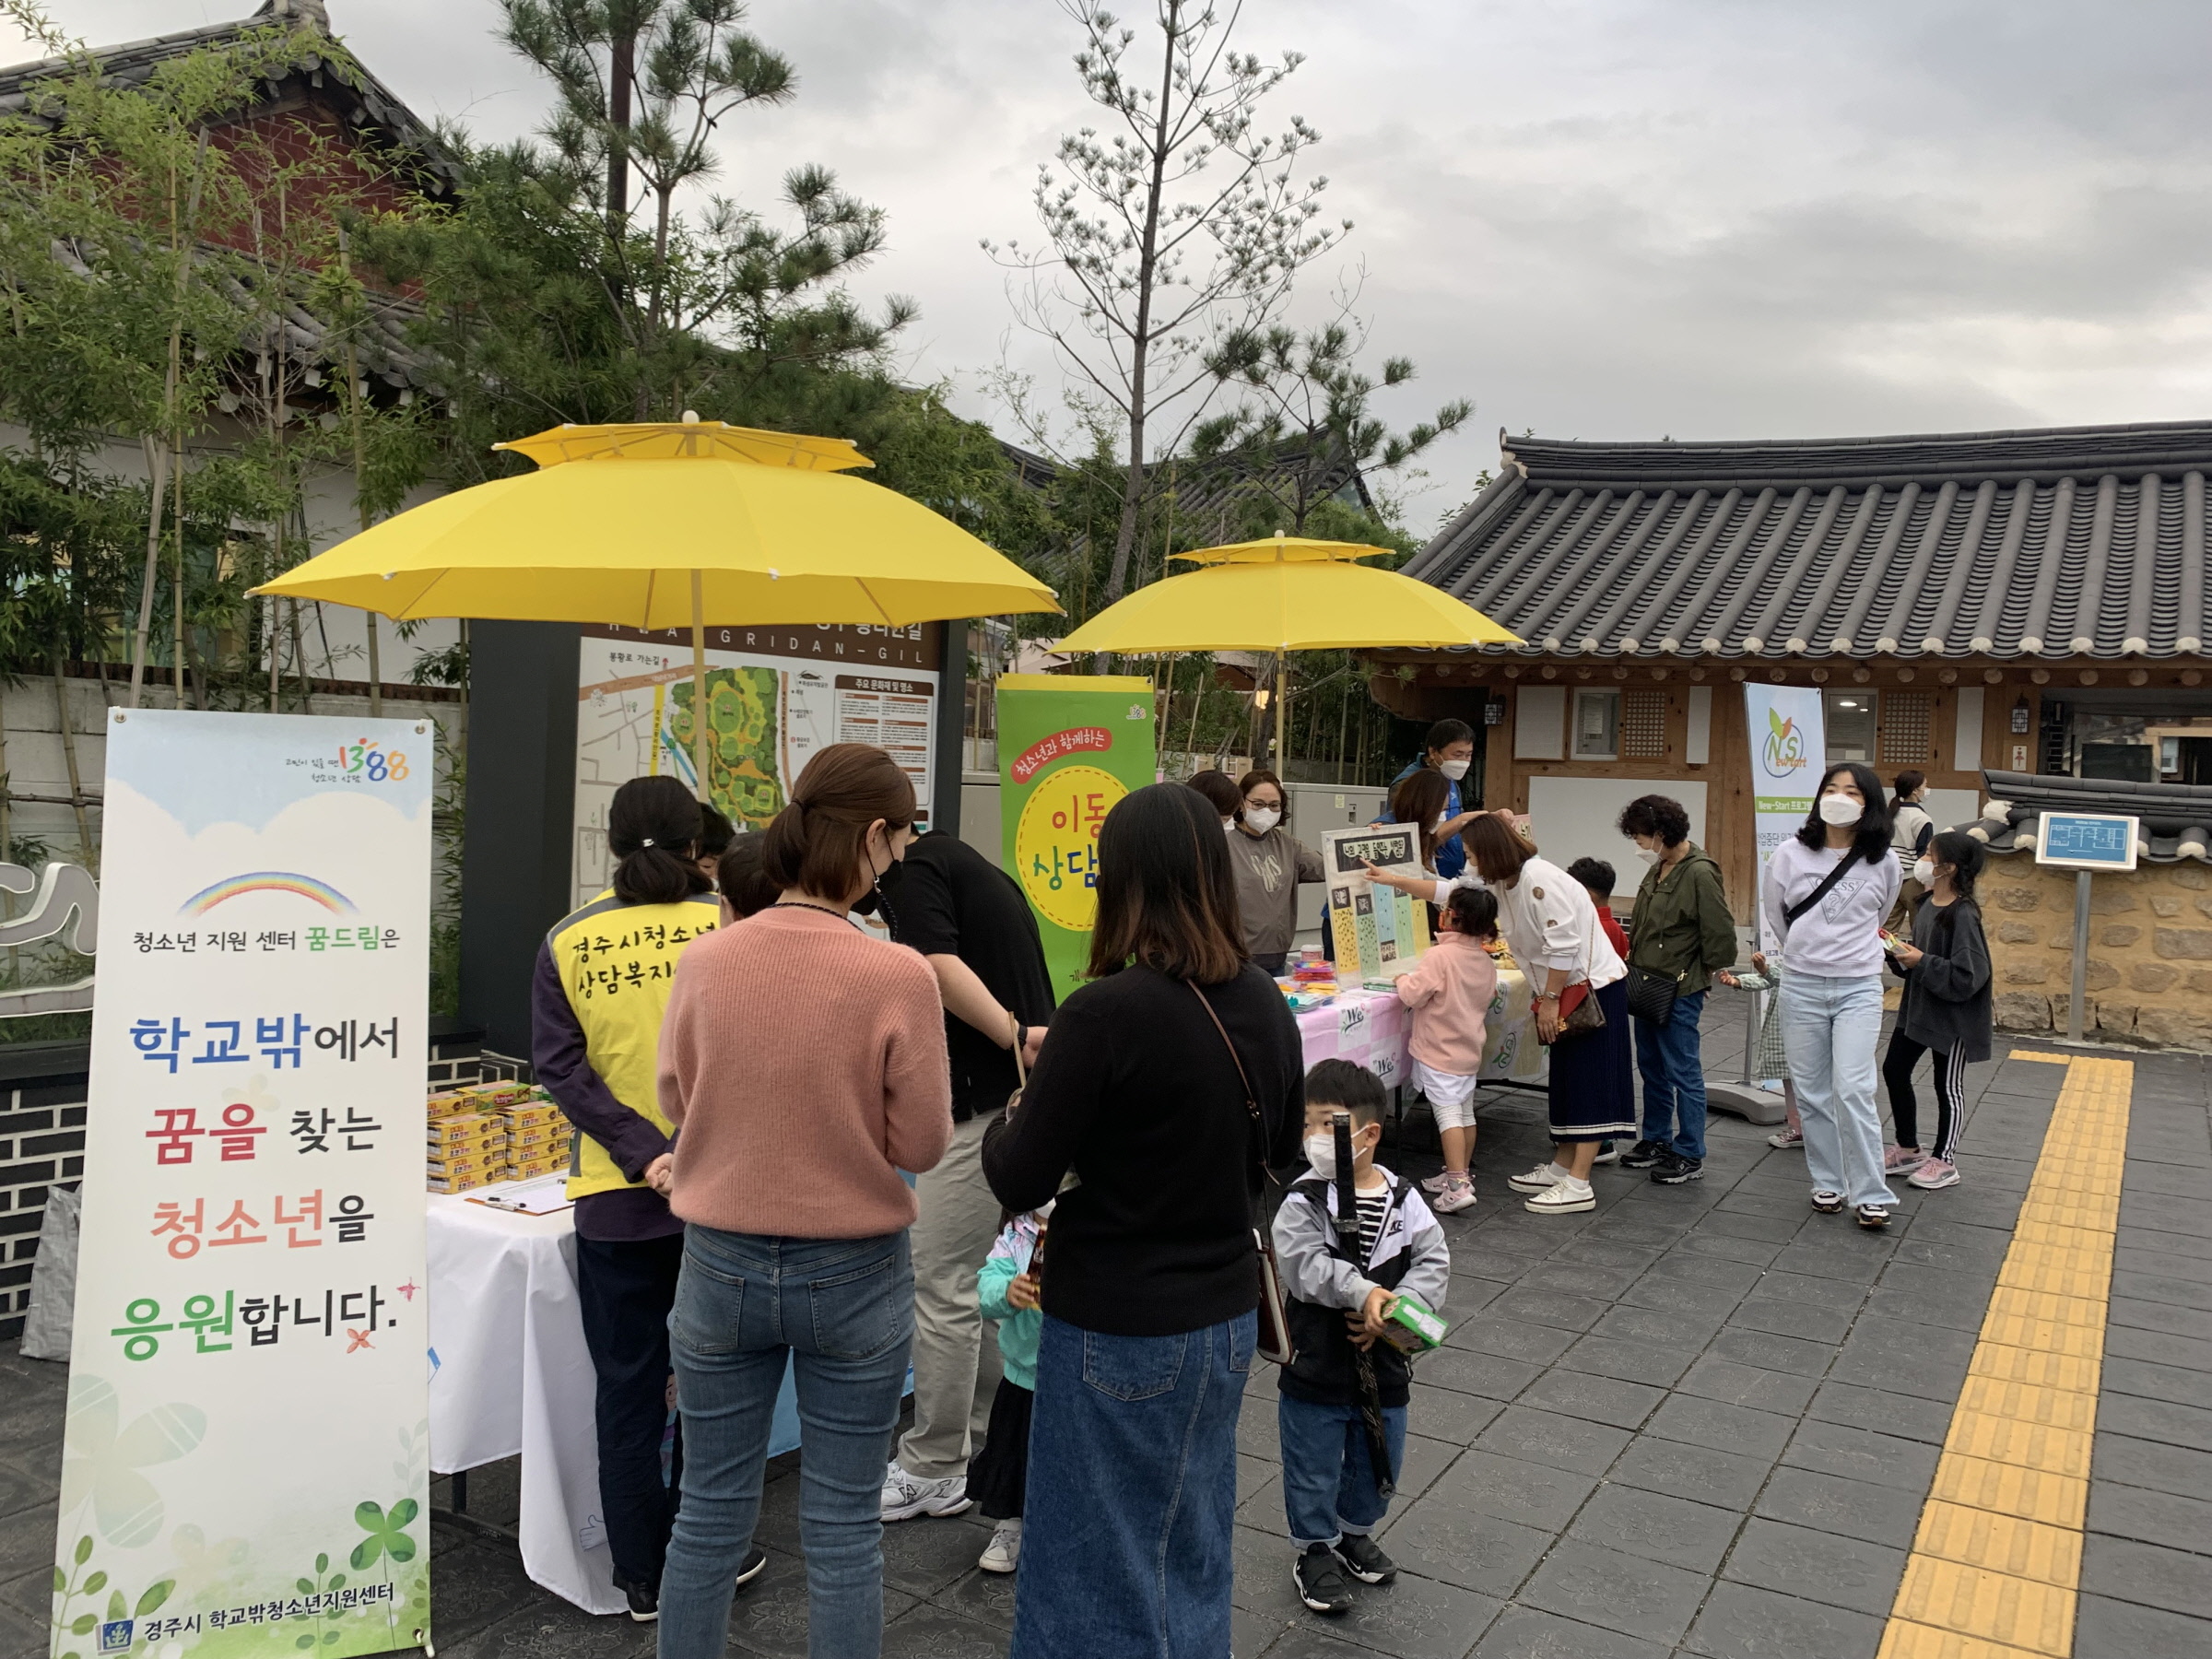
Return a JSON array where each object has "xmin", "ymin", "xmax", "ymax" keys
[{"xmin": 425, "ymin": 1079, "xmax": 575, "ymax": 1191}]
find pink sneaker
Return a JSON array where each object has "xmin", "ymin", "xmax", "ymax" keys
[
  {"xmin": 1884, "ymin": 1146, "xmax": 1928, "ymax": 1173},
  {"xmin": 1767, "ymin": 1126, "xmax": 1803, "ymax": 1149},
  {"xmin": 1432, "ymin": 1177, "xmax": 1478, "ymax": 1214},
  {"xmin": 1420, "ymin": 1172, "xmax": 1462, "ymax": 1195},
  {"xmin": 1909, "ymin": 1158, "xmax": 1960, "ymax": 1190}
]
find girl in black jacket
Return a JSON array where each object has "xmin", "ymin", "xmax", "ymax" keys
[{"xmin": 1880, "ymin": 831, "xmax": 1994, "ymax": 1192}]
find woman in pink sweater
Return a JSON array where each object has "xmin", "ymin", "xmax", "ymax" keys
[
  {"xmin": 654, "ymin": 744, "xmax": 952, "ymax": 1659},
  {"xmin": 1394, "ymin": 886, "xmax": 1501, "ymax": 1214}
]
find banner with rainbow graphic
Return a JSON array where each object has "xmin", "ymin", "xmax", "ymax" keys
[{"xmin": 53, "ymin": 709, "xmax": 434, "ymax": 1659}]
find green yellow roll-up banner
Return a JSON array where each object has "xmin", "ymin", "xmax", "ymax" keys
[{"xmin": 995, "ymin": 674, "xmax": 1158, "ymax": 1001}]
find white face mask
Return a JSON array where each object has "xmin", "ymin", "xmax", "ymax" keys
[
  {"xmin": 1432, "ymin": 814, "xmax": 1449, "ymax": 833},
  {"xmin": 1303, "ymin": 1134, "xmax": 1338, "ymax": 1179},
  {"xmin": 1818, "ymin": 794, "xmax": 1863, "ymax": 827},
  {"xmin": 1912, "ymin": 857, "xmax": 1936, "ymax": 887},
  {"xmin": 1243, "ymin": 806, "xmax": 1281, "ymax": 833},
  {"xmin": 1438, "ymin": 758, "xmax": 1471, "ymax": 782},
  {"xmin": 1634, "ymin": 845, "xmax": 1661, "ymax": 867},
  {"xmin": 1223, "ymin": 818, "xmax": 1237, "ymax": 835}
]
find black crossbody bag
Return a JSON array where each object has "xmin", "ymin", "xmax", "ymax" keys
[{"xmin": 1782, "ymin": 853, "xmax": 1859, "ymax": 933}]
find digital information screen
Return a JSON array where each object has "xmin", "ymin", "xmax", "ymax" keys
[{"xmin": 2035, "ymin": 811, "xmax": 2141, "ymax": 872}]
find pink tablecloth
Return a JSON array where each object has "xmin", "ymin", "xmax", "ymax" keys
[{"xmin": 1291, "ymin": 971, "xmax": 1547, "ymax": 1093}]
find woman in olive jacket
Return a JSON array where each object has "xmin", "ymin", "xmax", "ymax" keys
[{"xmin": 1618, "ymin": 794, "xmax": 1738, "ymax": 1184}]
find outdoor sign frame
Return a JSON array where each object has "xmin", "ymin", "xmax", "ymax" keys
[{"xmin": 2033, "ymin": 808, "xmax": 2143, "ymax": 1041}]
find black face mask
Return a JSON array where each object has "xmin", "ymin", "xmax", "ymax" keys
[{"xmin": 853, "ymin": 849, "xmax": 906, "ymax": 929}]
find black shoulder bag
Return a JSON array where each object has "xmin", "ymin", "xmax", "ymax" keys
[{"xmin": 1189, "ymin": 982, "xmax": 1296, "ymax": 1366}]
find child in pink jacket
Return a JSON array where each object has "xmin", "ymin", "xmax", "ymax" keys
[{"xmin": 1395, "ymin": 886, "xmax": 1500, "ymax": 1214}]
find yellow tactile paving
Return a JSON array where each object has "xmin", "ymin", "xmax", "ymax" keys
[{"xmin": 1880, "ymin": 1053, "xmax": 2132, "ymax": 1658}]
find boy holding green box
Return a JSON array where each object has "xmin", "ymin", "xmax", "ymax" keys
[{"xmin": 1273, "ymin": 1059, "xmax": 1452, "ymax": 1617}]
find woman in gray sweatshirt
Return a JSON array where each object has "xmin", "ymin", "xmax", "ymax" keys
[{"xmin": 1759, "ymin": 762, "xmax": 1900, "ymax": 1228}]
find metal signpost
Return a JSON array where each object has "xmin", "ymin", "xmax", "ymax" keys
[{"xmin": 2033, "ymin": 810, "xmax": 2142, "ymax": 1042}]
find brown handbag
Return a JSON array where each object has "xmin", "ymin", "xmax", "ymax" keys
[{"xmin": 1187, "ymin": 982, "xmax": 1296, "ymax": 1367}]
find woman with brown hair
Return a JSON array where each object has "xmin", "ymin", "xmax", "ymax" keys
[
  {"xmin": 654, "ymin": 744, "xmax": 954, "ymax": 1659},
  {"xmin": 1369, "ymin": 811, "xmax": 1632, "ymax": 1215},
  {"xmin": 983, "ymin": 782, "xmax": 1304, "ymax": 1658}
]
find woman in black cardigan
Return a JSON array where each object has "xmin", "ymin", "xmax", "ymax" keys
[{"xmin": 983, "ymin": 782, "xmax": 1304, "ymax": 1659}]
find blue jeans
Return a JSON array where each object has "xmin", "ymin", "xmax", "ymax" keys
[
  {"xmin": 657, "ymin": 1228, "xmax": 912, "ymax": 1659},
  {"xmin": 1634, "ymin": 988, "xmax": 1710, "ymax": 1161},
  {"xmin": 1780, "ymin": 972, "xmax": 1893, "ymax": 1208},
  {"xmin": 1010, "ymin": 1311, "xmax": 1253, "ymax": 1659},
  {"xmin": 1277, "ymin": 1393, "xmax": 1407, "ymax": 1547}
]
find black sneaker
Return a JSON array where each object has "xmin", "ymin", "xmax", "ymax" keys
[
  {"xmin": 1618, "ymin": 1139, "xmax": 1667, "ymax": 1170},
  {"xmin": 735, "ymin": 1544, "xmax": 769, "ymax": 1589},
  {"xmin": 1294, "ymin": 1542, "xmax": 1354, "ymax": 1614},
  {"xmin": 1335, "ymin": 1533, "xmax": 1397, "ymax": 1584},
  {"xmin": 1652, "ymin": 1153, "xmax": 1704, "ymax": 1185},
  {"xmin": 620, "ymin": 1581, "xmax": 659, "ymax": 1623}
]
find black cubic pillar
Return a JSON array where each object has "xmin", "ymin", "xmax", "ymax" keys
[
  {"xmin": 460, "ymin": 621, "xmax": 581, "ymax": 1060},
  {"xmin": 932, "ymin": 618, "xmax": 967, "ymax": 837}
]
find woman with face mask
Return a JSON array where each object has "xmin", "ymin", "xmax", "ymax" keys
[
  {"xmin": 1614, "ymin": 794, "xmax": 1738, "ymax": 1187},
  {"xmin": 1384, "ymin": 719, "xmax": 1481, "ymax": 879},
  {"xmin": 654, "ymin": 743, "xmax": 954, "ymax": 1659},
  {"xmin": 1225, "ymin": 768, "xmax": 1327, "ymax": 974},
  {"xmin": 1758, "ymin": 762, "xmax": 1900, "ymax": 1229},
  {"xmin": 1886, "ymin": 771, "xmax": 1933, "ymax": 934}
]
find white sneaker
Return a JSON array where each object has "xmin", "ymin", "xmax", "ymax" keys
[
  {"xmin": 1419, "ymin": 1172, "xmax": 1453, "ymax": 1194},
  {"xmin": 1768, "ymin": 1126, "xmax": 1804, "ymax": 1149},
  {"xmin": 1432, "ymin": 1177, "xmax": 1478, "ymax": 1214},
  {"xmin": 1507, "ymin": 1162, "xmax": 1568, "ymax": 1194},
  {"xmin": 979, "ymin": 1517, "xmax": 1023, "ymax": 1573},
  {"xmin": 880, "ymin": 1461, "xmax": 971, "ymax": 1521},
  {"xmin": 1524, "ymin": 1178, "xmax": 1595, "ymax": 1215}
]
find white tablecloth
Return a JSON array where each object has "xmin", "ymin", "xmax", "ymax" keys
[
  {"xmin": 425, "ymin": 1195, "xmax": 806, "ymax": 1616},
  {"xmin": 1291, "ymin": 973, "xmax": 1547, "ymax": 1091}
]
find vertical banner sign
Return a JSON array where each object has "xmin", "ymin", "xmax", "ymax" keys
[
  {"xmin": 1745, "ymin": 683, "xmax": 1827, "ymax": 895},
  {"xmin": 994, "ymin": 675, "xmax": 1157, "ymax": 1001},
  {"xmin": 56, "ymin": 710, "xmax": 433, "ymax": 1659}
]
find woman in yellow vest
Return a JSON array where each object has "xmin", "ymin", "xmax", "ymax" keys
[{"xmin": 531, "ymin": 774, "xmax": 763, "ymax": 1621}]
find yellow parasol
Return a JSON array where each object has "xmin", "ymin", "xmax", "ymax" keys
[
  {"xmin": 255, "ymin": 417, "xmax": 1060, "ymax": 801},
  {"xmin": 1053, "ymin": 533, "xmax": 1516, "ymax": 767}
]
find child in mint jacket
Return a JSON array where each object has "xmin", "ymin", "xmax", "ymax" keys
[{"xmin": 966, "ymin": 1205, "xmax": 1047, "ymax": 1575}]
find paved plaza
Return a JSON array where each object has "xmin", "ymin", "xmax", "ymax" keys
[{"xmin": 3, "ymin": 1026, "xmax": 2208, "ymax": 1659}]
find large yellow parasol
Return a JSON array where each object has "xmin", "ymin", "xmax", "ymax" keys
[
  {"xmin": 255, "ymin": 417, "xmax": 1060, "ymax": 799},
  {"xmin": 1053, "ymin": 533, "xmax": 1516, "ymax": 767}
]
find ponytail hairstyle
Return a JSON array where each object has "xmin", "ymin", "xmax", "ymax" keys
[
  {"xmin": 609, "ymin": 775, "xmax": 709, "ymax": 905},
  {"xmin": 1930, "ymin": 829, "xmax": 1984, "ymax": 905},
  {"xmin": 1889, "ymin": 770, "xmax": 1926, "ymax": 814},
  {"xmin": 715, "ymin": 833, "xmax": 780, "ymax": 920},
  {"xmin": 761, "ymin": 743, "xmax": 916, "ymax": 906}
]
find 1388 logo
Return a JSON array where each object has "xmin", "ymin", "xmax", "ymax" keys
[{"xmin": 335, "ymin": 739, "xmax": 409, "ymax": 782}]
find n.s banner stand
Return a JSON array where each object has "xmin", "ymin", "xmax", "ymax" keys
[{"xmin": 53, "ymin": 711, "xmax": 433, "ymax": 1658}]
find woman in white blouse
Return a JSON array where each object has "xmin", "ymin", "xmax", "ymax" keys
[{"xmin": 1370, "ymin": 810, "xmax": 1633, "ymax": 1214}]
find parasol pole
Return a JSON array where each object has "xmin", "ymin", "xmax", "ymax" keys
[
  {"xmin": 1274, "ymin": 651, "xmax": 1289, "ymax": 772},
  {"xmin": 690, "ymin": 570, "xmax": 710, "ymax": 805}
]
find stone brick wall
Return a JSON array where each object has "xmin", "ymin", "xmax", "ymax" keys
[{"xmin": 1984, "ymin": 853, "xmax": 2212, "ymax": 1047}]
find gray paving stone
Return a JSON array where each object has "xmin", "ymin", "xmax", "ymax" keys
[
  {"xmin": 1588, "ymin": 1302, "xmax": 1730, "ymax": 1350},
  {"xmin": 1766, "ymin": 1241, "xmax": 1892, "ymax": 1284},
  {"xmin": 1828, "ymin": 1317, "xmax": 1977, "ymax": 1402},
  {"xmin": 1671, "ymin": 1232, "xmax": 1787, "ymax": 1267},
  {"xmin": 443, "ymin": 1599, "xmax": 659, "ymax": 1658},
  {"xmin": 1751, "ymin": 1467, "xmax": 1924, "ymax": 1549},
  {"xmin": 1714, "ymin": 1192, "xmax": 1812, "ymax": 1223},
  {"xmin": 1606, "ymin": 1433, "xmax": 1773, "ymax": 1512},
  {"xmin": 2114, "ymin": 1271, "xmax": 2212, "ymax": 1313},
  {"xmin": 1677, "ymin": 1356, "xmax": 1820, "ymax": 1417},
  {"xmin": 1805, "ymin": 1382, "xmax": 1955, "ymax": 1446},
  {"xmin": 1693, "ymin": 1211, "xmax": 1803, "ymax": 1245},
  {"xmin": 1644, "ymin": 1394, "xmax": 1797, "ymax": 1461},
  {"xmin": 1750, "ymin": 1270, "xmax": 1873, "ymax": 1312},
  {"xmin": 931, "ymin": 1563, "xmax": 1020, "ymax": 1631},
  {"xmin": 1379, "ymin": 1489, "xmax": 1551, "ymax": 1600},
  {"xmin": 1257, "ymin": 1622, "xmax": 1385, "ymax": 1658},
  {"xmin": 878, "ymin": 1606, "xmax": 1015, "ymax": 1659},
  {"xmin": 2103, "ymin": 1324, "xmax": 2212, "ymax": 1373},
  {"xmin": 1616, "ymin": 1275, "xmax": 1746, "ymax": 1321},
  {"xmin": 1442, "ymin": 1317, "xmax": 1578, "ymax": 1367},
  {"xmin": 1484, "ymin": 1289, "xmax": 1610, "ymax": 1333},
  {"xmin": 1517, "ymin": 1538, "xmax": 1708, "ymax": 1647},
  {"xmin": 1516, "ymin": 1262, "xmax": 1642, "ymax": 1300},
  {"xmin": 2098, "ymin": 1392, "xmax": 2212, "ymax": 1453},
  {"xmin": 1421, "ymin": 1347, "xmax": 1547, "ymax": 1404},
  {"xmin": 1565, "ymin": 1484, "xmax": 1743, "ymax": 1573},
  {"xmin": 2072, "ymin": 1593, "xmax": 2212, "ymax": 1659},
  {"xmin": 2102, "ymin": 1355, "xmax": 2212, "ymax": 1408},
  {"xmin": 2109, "ymin": 1297, "xmax": 2212, "ymax": 1342},
  {"xmin": 1322, "ymin": 1568, "xmax": 1503, "ymax": 1658},
  {"xmin": 1517, "ymin": 1368, "xmax": 1665, "ymax": 1430},
  {"xmin": 2121, "ymin": 1224, "xmax": 2212, "ymax": 1263},
  {"xmin": 1645, "ymin": 1253, "xmax": 1768, "ymax": 1296},
  {"xmin": 1471, "ymin": 1406, "xmax": 1634, "ymax": 1477},
  {"xmin": 1406, "ymin": 1387, "xmax": 1506, "ymax": 1446},
  {"xmin": 1554, "ymin": 1334, "xmax": 1700, "ymax": 1389},
  {"xmin": 1423, "ymin": 1448, "xmax": 1597, "ymax": 1533},
  {"xmin": 2093, "ymin": 1433, "xmax": 2212, "ymax": 1502},
  {"xmin": 1779, "ymin": 1419, "xmax": 1941, "ymax": 1493},
  {"xmin": 2116, "ymin": 1245, "xmax": 2212, "ymax": 1284},
  {"xmin": 1682, "ymin": 1580, "xmax": 1885, "ymax": 1659},
  {"xmin": 1466, "ymin": 1604, "xmax": 1669, "ymax": 1659},
  {"xmin": 1726, "ymin": 1298, "xmax": 1853, "ymax": 1346},
  {"xmin": 1554, "ymin": 1239, "xmax": 1667, "ymax": 1271},
  {"xmin": 1708, "ymin": 1326, "xmax": 1840, "ymax": 1379},
  {"xmin": 2088, "ymin": 1480, "xmax": 2212, "ymax": 1557},
  {"xmin": 1719, "ymin": 1515, "xmax": 1906, "ymax": 1617},
  {"xmin": 2081, "ymin": 1533, "xmax": 2212, "ymax": 1618}
]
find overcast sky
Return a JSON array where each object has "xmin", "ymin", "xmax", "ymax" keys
[{"xmin": 17, "ymin": 0, "xmax": 2212, "ymax": 531}]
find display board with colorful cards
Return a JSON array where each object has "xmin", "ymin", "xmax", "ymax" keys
[
  {"xmin": 426, "ymin": 1083, "xmax": 574, "ymax": 1193},
  {"xmin": 1318, "ymin": 824, "xmax": 1433, "ymax": 985},
  {"xmin": 58, "ymin": 710, "xmax": 434, "ymax": 1658}
]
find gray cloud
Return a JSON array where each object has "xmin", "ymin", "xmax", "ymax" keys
[{"xmin": 18, "ymin": 0, "xmax": 2212, "ymax": 529}]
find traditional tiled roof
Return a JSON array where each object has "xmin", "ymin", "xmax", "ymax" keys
[
  {"xmin": 1971, "ymin": 771, "xmax": 2212, "ymax": 864},
  {"xmin": 1403, "ymin": 421, "xmax": 2212, "ymax": 661},
  {"xmin": 0, "ymin": 1, "xmax": 461, "ymax": 194}
]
